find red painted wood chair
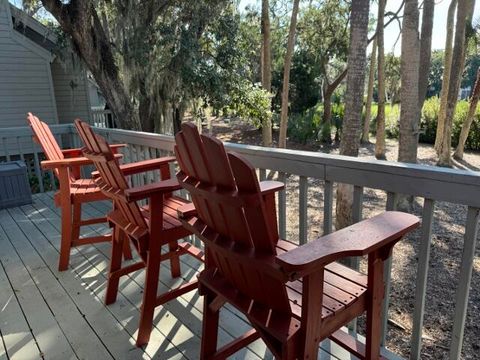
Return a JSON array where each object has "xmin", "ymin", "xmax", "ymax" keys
[
  {"xmin": 27, "ymin": 113, "xmax": 131, "ymax": 271},
  {"xmin": 75, "ymin": 119, "xmax": 204, "ymax": 346},
  {"xmin": 174, "ymin": 123, "xmax": 420, "ymax": 360}
]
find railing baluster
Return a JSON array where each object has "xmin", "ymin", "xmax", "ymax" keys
[
  {"xmin": 3, "ymin": 137, "xmax": 10, "ymax": 161},
  {"xmin": 259, "ymin": 169, "xmax": 266, "ymax": 181},
  {"xmin": 381, "ymin": 192, "xmax": 399, "ymax": 346},
  {"xmin": 409, "ymin": 198, "xmax": 435, "ymax": 357},
  {"xmin": 323, "ymin": 180, "xmax": 333, "ymax": 235},
  {"xmin": 299, "ymin": 176, "xmax": 308, "ymax": 245},
  {"xmin": 33, "ymin": 151, "xmax": 44, "ymax": 193},
  {"xmin": 449, "ymin": 206, "xmax": 480, "ymax": 360},
  {"xmin": 278, "ymin": 172, "xmax": 287, "ymax": 239},
  {"xmin": 351, "ymin": 185, "xmax": 364, "ymax": 270}
]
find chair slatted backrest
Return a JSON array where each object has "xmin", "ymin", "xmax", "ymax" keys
[
  {"xmin": 175, "ymin": 123, "xmax": 291, "ymax": 313},
  {"xmin": 27, "ymin": 113, "xmax": 71, "ymax": 181},
  {"xmin": 74, "ymin": 120, "xmax": 148, "ymax": 247}
]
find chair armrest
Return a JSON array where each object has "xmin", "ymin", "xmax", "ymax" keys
[
  {"xmin": 109, "ymin": 144, "xmax": 127, "ymax": 151},
  {"xmin": 62, "ymin": 144, "xmax": 126, "ymax": 158},
  {"xmin": 119, "ymin": 157, "xmax": 176, "ymax": 176},
  {"xmin": 42, "ymin": 153, "xmax": 123, "ymax": 170},
  {"xmin": 276, "ymin": 211, "xmax": 419, "ymax": 280},
  {"xmin": 42, "ymin": 157, "xmax": 92, "ymax": 169},
  {"xmin": 62, "ymin": 148, "xmax": 83, "ymax": 157},
  {"xmin": 260, "ymin": 181, "xmax": 284, "ymax": 195},
  {"xmin": 124, "ymin": 178, "xmax": 181, "ymax": 201},
  {"xmin": 177, "ymin": 203, "xmax": 197, "ymax": 219}
]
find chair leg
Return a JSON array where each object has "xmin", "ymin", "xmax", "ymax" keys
[
  {"xmin": 58, "ymin": 200, "xmax": 73, "ymax": 271},
  {"xmin": 72, "ymin": 201, "xmax": 82, "ymax": 244},
  {"xmin": 122, "ymin": 235, "xmax": 133, "ymax": 260},
  {"xmin": 105, "ymin": 227, "xmax": 125, "ymax": 305},
  {"xmin": 136, "ymin": 246, "xmax": 161, "ymax": 347},
  {"xmin": 200, "ymin": 289, "xmax": 220, "ymax": 360},
  {"xmin": 365, "ymin": 255, "xmax": 384, "ymax": 360},
  {"xmin": 168, "ymin": 241, "xmax": 181, "ymax": 278}
]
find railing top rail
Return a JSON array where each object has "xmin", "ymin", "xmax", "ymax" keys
[{"xmin": 0, "ymin": 124, "xmax": 73, "ymax": 137}]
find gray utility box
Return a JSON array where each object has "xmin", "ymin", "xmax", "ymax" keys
[{"xmin": 0, "ymin": 161, "xmax": 32, "ymax": 209}]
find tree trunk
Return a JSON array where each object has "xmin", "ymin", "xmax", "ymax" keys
[
  {"xmin": 434, "ymin": 0, "xmax": 457, "ymax": 152},
  {"xmin": 362, "ymin": 37, "xmax": 376, "ymax": 144},
  {"xmin": 278, "ymin": 0, "xmax": 300, "ymax": 148},
  {"xmin": 438, "ymin": 0, "xmax": 471, "ymax": 166},
  {"xmin": 40, "ymin": 0, "xmax": 141, "ymax": 131},
  {"xmin": 261, "ymin": 0, "xmax": 273, "ymax": 146},
  {"xmin": 418, "ymin": 0, "xmax": 435, "ymax": 110},
  {"xmin": 454, "ymin": 69, "xmax": 480, "ymax": 159},
  {"xmin": 398, "ymin": 0, "xmax": 420, "ymax": 164},
  {"xmin": 336, "ymin": 0, "xmax": 370, "ymax": 231},
  {"xmin": 321, "ymin": 69, "xmax": 348, "ymax": 143},
  {"xmin": 375, "ymin": 0, "xmax": 386, "ymax": 159}
]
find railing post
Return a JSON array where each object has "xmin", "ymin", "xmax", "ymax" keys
[
  {"xmin": 323, "ymin": 180, "xmax": 333, "ymax": 235},
  {"xmin": 381, "ymin": 192, "xmax": 399, "ymax": 346},
  {"xmin": 409, "ymin": 198, "xmax": 435, "ymax": 357},
  {"xmin": 351, "ymin": 185, "xmax": 364, "ymax": 270},
  {"xmin": 299, "ymin": 176, "xmax": 308, "ymax": 245},
  {"xmin": 278, "ymin": 172, "xmax": 287, "ymax": 239},
  {"xmin": 449, "ymin": 206, "xmax": 480, "ymax": 360}
]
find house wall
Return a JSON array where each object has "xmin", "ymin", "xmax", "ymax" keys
[
  {"xmin": 50, "ymin": 58, "xmax": 91, "ymax": 124},
  {"xmin": 0, "ymin": 0, "xmax": 57, "ymax": 127}
]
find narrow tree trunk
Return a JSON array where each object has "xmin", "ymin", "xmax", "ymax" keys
[
  {"xmin": 261, "ymin": 0, "xmax": 272, "ymax": 146},
  {"xmin": 454, "ymin": 69, "xmax": 480, "ymax": 159},
  {"xmin": 434, "ymin": 0, "xmax": 457, "ymax": 152},
  {"xmin": 41, "ymin": 0, "xmax": 141, "ymax": 130},
  {"xmin": 362, "ymin": 37, "xmax": 377, "ymax": 144},
  {"xmin": 278, "ymin": 0, "xmax": 300, "ymax": 148},
  {"xmin": 438, "ymin": 0, "xmax": 470, "ymax": 166},
  {"xmin": 321, "ymin": 88, "xmax": 333, "ymax": 143},
  {"xmin": 398, "ymin": 0, "xmax": 420, "ymax": 164},
  {"xmin": 321, "ymin": 69, "xmax": 348, "ymax": 143},
  {"xmin": 418, "ymin": 0, "xmax": 435, "ymax": 110},
  {"xmin": 375, "ymin": 0, "xmax": 386, "ymax": 159},
  {"xmin": 336, "ymin": 0, "xmax": 370, "ymax": 231}
]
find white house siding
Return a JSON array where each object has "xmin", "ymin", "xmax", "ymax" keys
[
  {"xmin": 0, "ymin": 0, "xmax": 57, "ymax": 128},
  {"xmin": 51, "ymin": 58, "xmax": 91, "ymax": 124}
]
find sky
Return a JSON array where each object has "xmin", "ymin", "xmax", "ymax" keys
[{"xmin": 239, "ymin": 0, "xmax": 480, "ymax": 55}]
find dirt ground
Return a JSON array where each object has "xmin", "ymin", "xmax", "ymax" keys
[{"xmin": 204, "ymin": 117, "xmax": 480, "ymax": 359}]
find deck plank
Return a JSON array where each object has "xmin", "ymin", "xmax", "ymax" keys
[
  {"xmin": 12, "ymin": 205, "xmax": 148, "ymax": 360},
  {"xmin": 0, "ymin": 207, "xmax": 111, "ymax": 360},
  {"xmin": 0, "ymin": 249, "xmax": 40, "ymax": 360}
]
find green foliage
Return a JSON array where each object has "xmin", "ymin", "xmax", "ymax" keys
[
  {"xmin": 226, "ymin": 83, "xmax": 272, "ymax": 128},
  {"xmin": 286, "ymin": 103, "xmax": 344, "ymax": 144}
]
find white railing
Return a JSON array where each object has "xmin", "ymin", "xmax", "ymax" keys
[
  {"xmin": 1, "ymin": 124, "xmax": 479, "ymax": 360},
  {"xmin": 90, "ymin": 109, "xmax": 116, "ymax": 128}
]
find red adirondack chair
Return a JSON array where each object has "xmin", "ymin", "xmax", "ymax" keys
[
  {"xmin": 27, "ymin": 113, "xmax": 131, "ymax": 271},
  {"xmin": 175, "ymin": 123, "xmax": 420, "ymax": 360},
  {"xmin": 75, "ymin": 119, "xmax": 204, "ymax": 346}
]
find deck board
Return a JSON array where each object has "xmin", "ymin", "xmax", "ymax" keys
[{"xmin": 0, "ymin": 192, "xmax": 372, "ymax": 359}]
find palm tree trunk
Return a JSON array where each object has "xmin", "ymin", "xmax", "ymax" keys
[
  {"xmin": 453, "ymin": 70, "xmax": 480, "ymax": 159},
  {"xmin": 418, "ymin": 0, "xmax": 435, "ymax": 110},
  {"xmin": 375, "ymin": 0, "xmax": 386, "ymax": 159},
  {"xmin": 261, "ymin": 0, "xmax": 273, "ymax": 146},
  {"xmin": 398, "ymin": 0, "xmax": 420, "ymax": 164},
  {"xmin": 362, "ymin": 37, "xmax": 377, "ymax": 144},
  {"xmin": 434, "ymin": 0, "xmax": 457, "ymax": 152},
  {"xmin": 438, "ymin": 0, "xmax": 470, "ymax": 166},
  {"xmin": 278, "ymin": 0, "xmax": 300, "ymax": 148},
  {"xmin": 336, "ymin": 0, "xmax": 370, "ymax": 231}
]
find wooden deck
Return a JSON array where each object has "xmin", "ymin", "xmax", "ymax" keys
[{"xmin": 0, "ymin": 192, "xmax": 395, "ymax": 360}]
